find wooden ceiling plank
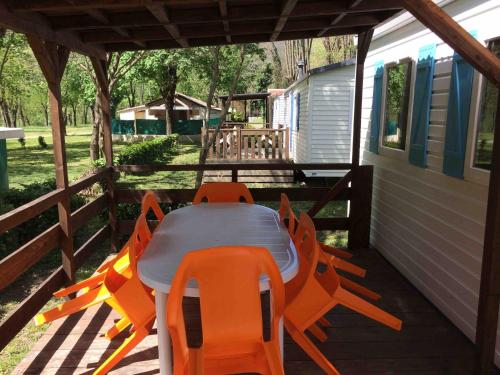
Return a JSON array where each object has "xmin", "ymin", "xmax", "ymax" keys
[
  {"xmin": 145, "ymin": 3, "xmax": 188, "ymax": 48},
  {"xmin": 218, "ymin": 0, "xmax": 231, "ymax": 43},
  {"xmin": 0, "ymin": 0, "xmax": 105, "ymax": 58},
  {"xmin": 270, "ymin": 0, "xmax": 299, "ymax": 42},
  {"xmin": 318, "ymin": 0, "xmax": 365, "ymax": 37}
]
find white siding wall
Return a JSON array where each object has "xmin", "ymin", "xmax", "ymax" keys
[
  {"xmin": 308, "ymin": 65, "xmax": 354, "ymax": 176},
  {"xmin": 288, "ymin": 79, "xmax": 310, "ymax": 163},
  {"xmin": 360, "ymin": 0, "xmax": 500, "ymax": 364},
  {"xmin": 272, "ymin": 96, "xmax": 286, "ymax": 129}
]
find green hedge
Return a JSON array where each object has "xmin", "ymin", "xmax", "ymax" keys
[
  {"xmin": 0, "ymin": 179, "xmax": 86, "ymax": 258},
  {"xmin": 116, "ymin": 134, "xmax": 179, "ymax": 165}
]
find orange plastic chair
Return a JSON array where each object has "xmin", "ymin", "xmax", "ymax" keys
[
  {"xmin": 141, "ymin": 190, "xmax": 165, "ymax": 222},
  {"xmin": 278, "ymin": 194, "xmax": 371, "ymax": 282},
  {"xmin": 284, "ymin": 213, "xmax": 402, "ymax": 375},
  {"xmin": 167, "ymin": 246, "xmax": 285, "ymax": 375},
  {"xmin": 34, "ymin": 214, "xmax": 156, "ymax": 375},
  {"xmin": 192, "ymin": 182, "xmax": 255, "ymax": 204}
]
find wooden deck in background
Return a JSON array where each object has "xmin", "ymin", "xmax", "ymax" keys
[{"xmin": 13, "ymin": 248, "xmax": 476, "ymax": 375}]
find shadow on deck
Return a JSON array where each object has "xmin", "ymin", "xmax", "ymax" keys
[{"xmin": 13, "ymin": 248, "xmax": 475, "ymax": 375}]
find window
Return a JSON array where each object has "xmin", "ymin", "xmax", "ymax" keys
[
  {"xmin": 473, "ymin": 39, "xmax": 499, "ymax": 171},
  {"xmin": 382, "ymin": 60, "xmax": 412, "ymax": 150}
]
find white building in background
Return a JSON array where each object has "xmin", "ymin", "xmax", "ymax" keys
[
  {"xmin": 359, "ymin": 0, "xmax": 500, "ymax": 365},
  {"xmin": 272, "ymin": 60, "xmax": 355, "ymax": 177}
]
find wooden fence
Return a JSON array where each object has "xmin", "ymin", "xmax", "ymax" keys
[{"xmin": 201, "ymin": 128, "xmax": 290, "ymax": 161}]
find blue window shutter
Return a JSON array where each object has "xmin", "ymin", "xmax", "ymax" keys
[
  {"xmin": 369, "ymin": 61, "xmax": 384, "ymax": 153},
  {"xmin": 296, "ymin": 93, "xmax": 301, "ymax": 131},
  {"xmin": 442, "ymin": 53, "xmax": 475, "ymax": 178},
  {"xmin": 409, "ymin": 44, "xmax": 437, "ymax": 167}
]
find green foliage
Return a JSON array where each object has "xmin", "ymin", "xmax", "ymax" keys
[
  {"xmin": 231, "ymin": 111, "xmax": 245, "ymax": 122},
  {"xmin": 17, "ymin": 138, "xmax": 25, "ymax": 149},
  {"xmin": 0, "ymin": 179, "xmax": 85, "ymax": 258},
  {"xmin": 37, "ymin": 136, "xmax": 48, "ymax": 149},
  {"xmin": 116, "ymin": 134, "xmax": 179, "ymax": 165}
]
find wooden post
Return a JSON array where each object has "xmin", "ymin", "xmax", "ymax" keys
[
  {"xmin": 352, "ymin": 30, "xmax": 373, "ymax": 166},
  {"xmin": 474, "ymin": 98, "xmax": 500, "ymax": 375},
  {"xmin": 232, "ymin": 169, "xmax": 238, "ymax": 182},
  {"xmin": 90, "ymin": 57, "xmax": 119, "ymax": 251},
  {"xmin": 28, "ymin": 37, "xmax": 74, "ymax": 283},
  {"xmin": 348, "ymin": 165, "xmax": 373, "ymax": 250}
]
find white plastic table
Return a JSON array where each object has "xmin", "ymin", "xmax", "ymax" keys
[{"xmin": 138, "ymin": 203, "xmax": 298, "ymax": 375}]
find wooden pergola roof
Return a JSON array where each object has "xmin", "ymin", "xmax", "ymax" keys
[{"xmin": 2, "ymin": 0, "xmax": 403, "ymax": 55}]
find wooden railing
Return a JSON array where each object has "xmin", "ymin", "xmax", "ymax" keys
[
  {"xmin": 201, "ymin": 128, "xmax": 290, "ymax": 161},
  {"xmin": 0, "ymin": 168, "xmax": 114, "ymax": 351},
  {"xmin": 0, "ymin": 162, "xmax": 373, "ymax": 353}
]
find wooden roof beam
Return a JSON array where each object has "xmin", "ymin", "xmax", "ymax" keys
[
  {"xmin": 401, "ymin": 0, "xmax": 500, "ymax": 86},
  {"xmin": 0, "ymin": 1, "xmax": 105, "ymax": 59},
  {"xmin": 145, "ymin": 3, "xmax": 188, "ymax": 48},
  {"xmin": 317, "ymin": 0, "xmax": 364, "ymax": 37},
  {"xmin": 79, "ymin": 7, "xmax": 146, "ymax": 48},
  {"xmin": 270, "ymin": 0, "xmax": 299, "ymax": 42},
  {"xmin": 218, "ymin": 0, "xmax": 231, "ymax": 43}
]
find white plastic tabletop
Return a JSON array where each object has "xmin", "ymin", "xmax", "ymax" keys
[{"xmin": 138, "ymin": 203, "xmax": 298, "ymax": 296}]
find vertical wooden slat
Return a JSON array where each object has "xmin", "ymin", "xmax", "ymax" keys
[
  {"xmin": 474, "ymin": 98, "xmax": 500, "ymax": 375},
  {"xmin": 257, "ymin": 133, "xmax": 262, "ymax": 159},
  {"xmin": 215, "ymin": 131, "xmax": 221, "ymax": 159},
  {"xmin": 244, "ymin": 136, "xmax": 248, "ymax": 159},
  {"xmin": 278, "ymin": 130, "xmax": 283, "ymax": 160},
  {"xmin": 271, "ymin": 131, "xmax": 276, "ymax": 159},
  {"xmin": 222, "ymin": 130, "xmax": 227, "ymax": 159},
  {"xmin": 28, "ymin": 36, "xmax": 74, "ymax": 284},
  {"xmin": 284, "ymin": 128, "xmax": 290, "ymax": 160},
  {"xmin": 250, "ymin": 136, "xmax": 255, "ymax": 159},
  {"xmin": 237, "ymin": 128, "xmax": 242, "ymax": 160}
]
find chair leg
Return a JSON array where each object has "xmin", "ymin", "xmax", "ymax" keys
[
  {"xmin": 93, "ymin": 327, "xmax": 149, "ymax": 375},
  {"xmin": 308, "ymin": 323, "xmax": 327, "ymax": 343},
  {"xmin": 339, "ymin": 275, "xmax": 381, "ymax": 301},
  {"xmin": 105, "ymin": 317, "xmax": 132, "ymax": 340},
  {"xmin": 34, "ymin": 288, "xmax": 108, "ymax": 326},
  {"xmin": 263, "ymin": 341, "xmax": 285, "ymax": 375},
  {"xmin": 335, "ymin": 287, "xmax": 402, "ymax": 331},
  {"xmin": 318, "ymin": 316, "xmax": 332, "ymax": 328},
  {"xmin": 320, "ymin": 243, "xmax": 353, "ymax": 259},
  {"xmin": 287, "ymin": 327, "xmax": 340, "ymax": 375},
  {"xmin": 331, "ymin": 257, "xmax": 366, "ymax": 278},
  {"xmin": 53, "ymin": 273, "xmax": 106, "ymax": 298}
]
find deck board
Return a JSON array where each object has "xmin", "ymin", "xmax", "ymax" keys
[{"xmin": 13, "ymin": 248, "xmax": 478, "ymax": 374}]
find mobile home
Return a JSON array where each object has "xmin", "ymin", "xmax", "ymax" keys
[{"xmin": 361, "ymin": 0, "xmax": 500, "ymax": 364}]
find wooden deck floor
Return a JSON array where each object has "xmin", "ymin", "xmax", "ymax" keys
[{"xmin": 13, "ymin": 248, "xmax": 477, "ymax": 375}]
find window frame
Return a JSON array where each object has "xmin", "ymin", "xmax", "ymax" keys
[
  {"xmin": 464, "ymin": 37, "xmax": 498, "ymax": 185},
  {"xmin": 378, "ymin": 57, "xmax": 415, "ymax": 160}
]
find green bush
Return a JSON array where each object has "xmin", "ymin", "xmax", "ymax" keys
[
  {"xmin": 0, "ymin": 179, "xmax": 86, "ymax": 258},
  {"xmin": 116, "ymin": 134, "xmax": 179, "ymax": 165}
]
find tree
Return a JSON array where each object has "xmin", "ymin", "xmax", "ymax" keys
[
  {"xmin": 322, "ymin": 35, "xmax": 355, "ymax": 64},
  {"xmin": 77, "ymin": 51, "xmax": 145, "ymax": 161}
]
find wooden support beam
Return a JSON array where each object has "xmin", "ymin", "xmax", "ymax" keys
[
  {"xmin": 90, "ymin": 57, "xmax": 119, "ymax": 250},
  {"xmin": 474, "ymin": 98, "xmax": 500, "ymax": 374},
  {"xmin": 0, "ymin": 1, "xmax": 104, "ymax": 59},
  {"xmin": 145, "ymin": 3, "xmax": 189, "ymax": 48},
  {"xmin": 218, "ymin": 0, "xmax": 231, "ymax": 43},
  {"xmin": 270, "ymin": 0, "xmax": 298, "ymax": 42},
  {"xmin": 352, "ymin": 29, "xmax": 373, "ymax": 166},
  {"xmin": 317, "ymin": 0, "xmax": 364, "ymax": 37},
  {"xmin": 348, "ymin": 165, "xmax": 373, "ymax": 250},
  {"xmin": 27, "ymin": 35, "xmax": 75, "ymax": 284},
  {"xmin": 401, "ymin": 0, "xmax": 500, "ymax": 87},
  {"xmin": 308, "ymin": 170, "xmax": 353, "ymax": 218}
]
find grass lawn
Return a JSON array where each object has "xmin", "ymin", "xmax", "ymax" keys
[{"xmin": 1, "ymin": 126, "xmax": 348, "ymax": 374}]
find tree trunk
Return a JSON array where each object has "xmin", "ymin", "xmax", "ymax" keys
[
  {"xmin": 82, "ymin": 104, "xmax": 88, "ymax": 124},
  {"xmin": 195, "ymin": 45, "xmax": 247, "ymax": 187},
  {"xmin": 71, "ymin": 103, "xmax": 77, "ymax": 127},
  {"xmin": 1, "ymin": 100, "xmax": 12, "ymax": 127},
  {"xmin": 90, "ymin": 98, "xmax": 101, "ymax": 161},
  {"xmin": 160, "ymin": 62, "xmax": 178, "ymax": 135}
]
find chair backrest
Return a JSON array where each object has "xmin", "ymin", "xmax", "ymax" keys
[
  {"xmin": 285, "ymin": 213, "xmax": 322, "ymax": 302},
  {"xmin": 106, "ymin": 214, "xmax": 152, "ymax": 291},
  {"xmin": 167, "ymin": 246, "xmax": 284, "ymax": 360},
  {"xmin": 141, "ymin": 191, "xmax": 165, "ymax": 222},
  {"xmin": 278, "ymin": 193, "xmax": 297, "ymax": 239},
  {"xmin": 192, "ymin": 182, "xmax": 255, "ymax": 204}
]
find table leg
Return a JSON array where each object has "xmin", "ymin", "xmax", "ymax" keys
[
  {"xmin": 269, "ymin": 292, "xmax": 285, "ymax": 361},
  {"xmin": 155, "ymin": 291, "xmax": 172, "ymax": 375}
]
